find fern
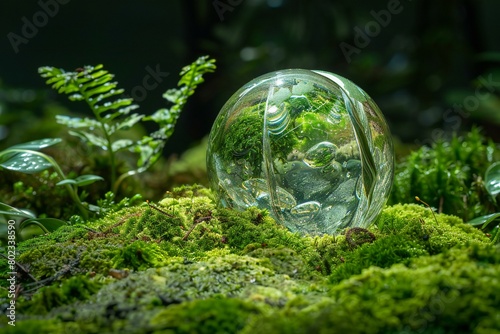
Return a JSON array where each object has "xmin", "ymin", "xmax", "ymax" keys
[
  {"xmin": 135, "ymin": 56, "xmax": 216, "ymax": 179},
  {"xmin": 38, "ymin": 56, "xmax": 216, "ymax": 193}
]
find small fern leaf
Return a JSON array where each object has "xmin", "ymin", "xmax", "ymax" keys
[
  {"xmin": 95, "ymin": 98, "xmax": 134, "ymax": 115},
  {"xmin": 68, "ymin": 93, "xmax": 85, "ymax": 101},
  {"xmin": 146, "ymin": 108, "xmax": 174, "ymax": 124},
  {"xmin": 103, "ymin": 105, "xmax": 140, "ymax": 122},
  {"xmin": 178, "ymin": 56, "xmax": 216, "ymax": 87},
  {"xmin": 162, "ymin": 89, "xmax": 182, "ymax": 104},
  {"xmin": 68, "ymin": 130, "xmax": 107, "ymax": 149},
  {"xmin": 91, "ymin": 88, "xmax": 125, "ymax": 104},
  {"xmin": 84, "ymin": 82, "xmax": 118, "ymax": 101},
  {"xmin": 134, "ymin": 137, "xmax": 165, "ymax": 170},
  {"xmin": 56, "ymin": 115, "xmax": 101, "ymax": 130},
  {"xmin": 111, "ymin": 139, "xmax": 134, "ymax": 152},
  {"xmin": 114, "ymin": 114, "xmax": 144, "ymax": 132}
]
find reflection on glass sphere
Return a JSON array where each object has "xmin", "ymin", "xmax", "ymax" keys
[{"xmin": 207, "ymin": 69, "xmax": 394, "ymax": 235}]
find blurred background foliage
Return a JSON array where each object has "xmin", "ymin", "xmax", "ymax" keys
[
  {"xmin": 1, "ymin": 0, "xmax": 500, "ymax": 208},
  {"xmin": 2, "ymin": 0, "xmax": 500, "ymax": 149}
]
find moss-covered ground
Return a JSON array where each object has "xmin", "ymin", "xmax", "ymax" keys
[{"xmin": 0, "ymin": 185, "xmax": 499, "ymax": 333}]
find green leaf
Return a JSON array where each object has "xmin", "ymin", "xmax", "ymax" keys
[
  {"xmin": 94, "ymin": 98, "xmax": 133, "ymax": 115},
  {"xmin": 0, "ymin": 202, "xmax": 36, "ymax": 219},
  {"xmin": 68, "ymin": 93, "xmax": 85, "ymax": 101},
  {"xmin": 485, "ymin": 162, "xmax": 500, "ymax": 197},
  {"xmin": 113, "ymin": 114, "xmax": 143, "ymax": 132},
  {"xmin": 56, "ymin": 115, "xmax": 101, "ymax": 129},
  {"xmin": 56, "ymin": 174, "xmax": 104, "ymax": 187},
  {"xmin": 91, "ymin": 88, "xmax": 125, "ymax": 105},
  {"xmin": 68, "ymin": 130, "xmax": 108, "ymax": 149},
  {"xmin": 9, "ymin": 138, "xmax": 62, "ymax": 150},
  {"xmin": 134, "ymin": 137, "xmax": 164, "ymax": 169},
  {"xmin": 40, "ymin": 58, "xmax": 216, "ymax": 188},
  {"xmin": 88, "ymin": 204, "xmax": 102, "ymax": 213},
  {"xmin": 19, "ymin": 217, "xmax": 67, "ymax": 232},
  {"xmin": 104, "ymin": 105, "xmax": 140, "ymax": 123},
  {"xmin": 81, "ymin": 72, "xmax": 113, "ymax": 90},
  {"xmin": 111, "ymin": 139, "xmax": 134, "ymax": 152},
  {"xmin": 163, "ymin": 89, "xmax": 182, "ymax": 104},
  {"xmin": 467, "ymin": 212, "xmax": 500, "ymax": 227},
  {"xmin": 55, "ymin": 179, "xmax": 77, "ymax": 186},
  {"xmin": 0, "ymin": 152, "xmax": 53, "ymax": 174},
  {"xmin": 85, "ymin": 82, "xmax": 118, "ymax": 100},
  {"xmin": 145, "ymin": 108, "xmax": 174, "ymax": 124}
]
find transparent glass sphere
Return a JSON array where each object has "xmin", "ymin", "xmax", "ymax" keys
[{"xmin": 207, "ymin": 69, "xmax": 394, "ymax": 235}]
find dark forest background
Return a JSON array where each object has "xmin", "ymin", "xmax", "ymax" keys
[{"xmin": 1, "ymin": 0, "xmax": 500, "ymax": 155}]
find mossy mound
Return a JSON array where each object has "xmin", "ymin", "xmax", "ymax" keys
[
  {"xmin": 0, "ymin": 186, "xmax": 498, "ymax": 333},
  {"xmin": 389, "ymin": 128, "xmax": 500, "ymax": 221},
  {"xmin": 244, "ymin": 245, "xmax": 500, "ymax": 334}
]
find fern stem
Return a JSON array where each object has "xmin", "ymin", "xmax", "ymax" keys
[{"xmin": 75, "ymin": 79, "xmax": 117, "ymax": 188}]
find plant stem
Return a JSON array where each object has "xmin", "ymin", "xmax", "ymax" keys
[
  {"xmin": 113, "ymin": 166, "xmax": 148, "ymax": 194},
  {"xmin": 75, "ymin": 77, "xmax": 117, "ymax": 190},
  {"xmin": 1, "ymin": 149, "xmax": 89, "ymax": 219}
]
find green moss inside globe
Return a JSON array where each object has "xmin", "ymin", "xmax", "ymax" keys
[{"xmin": 207, "ymin": 69, "xmax": 394, "ymax": 235}]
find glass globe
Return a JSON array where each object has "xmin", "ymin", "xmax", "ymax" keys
[{"xmin": 207, "ymin": 69, "xmax": 394, "ymax": 235}]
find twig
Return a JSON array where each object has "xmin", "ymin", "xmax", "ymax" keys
[
  {"xmin": 82, "ymin": 226, "xmax": 99, "ymax": 233},
  {"xmin": 103, "ymin": 212, "xmax": 142, "ymax": 233},
  {"xmin": 182, "ymin": 215, "xmax": 212, "ymax": 241},
  {"xmin": 0, "ymin": 253, "xmax": 37, "ymax": 282},
  {"xmin": 23, "ymin": 254, "xmax": 81, "ymax": 293},
  {"xmin": 146, "ymin": 200, "xmax": 175, "ymax": 218}
]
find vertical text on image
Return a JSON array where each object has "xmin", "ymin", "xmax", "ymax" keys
[{"xmin": 6, "ymin": 219, "xmax": 17, "ymax": 326}]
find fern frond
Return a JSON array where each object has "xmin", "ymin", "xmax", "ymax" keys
[
  {"xmin": 39, "ymin": 65, "xmax": 143, "ymax": 186},
  {"xmin": 39, "ymin": 56, "xmax": 216, "ymax": 193},
  {"xmin": 135, "ymin": 56, "xmax": 216, "ymax": 172},
  {"xmin": 39, "ymin": 65, "xmax": 138, "ymax": 117},
  {"xmin": 147, "ymin": 56, "xmax": 216, "ymax": 137}
]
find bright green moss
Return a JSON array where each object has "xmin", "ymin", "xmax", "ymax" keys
[
  {"xmin": 242, "ymin": 245, "xmax": 500, "ymax": 334},
  {"xmin": 121, "ymin": 204, "xmax": 185, "ymax": 242},
  {"xmin": 328, "ymin": 234, "xmax": 428, "ymax": 283},
  {"xmin": 377, "ymin": 204, "xmax": 490, "ymax": 253},
  {"xmin": 389, "ymin": 128, "xmax": 500, "ymax": 221},
  {"xmin": 17, "ymin": 238, "xmax": 118, "ymax": 279},
  {"xmin": 2, "ymin": 184, "xmax": 498, "ymax": 333},
  {"xmin": 1, "ymin": 319, "xmax": 65, "ymax": 334},
  {"xmin": 112, "ymin": 240, "xmax": 170, "ymax": 270},
  {"xmin": 2, "ymin": 254, "xmax": 306, "ymax": 333},
  {"xmin": 326, "ymin": 204, "xmax": 491, "ymax": 282},
  {"xmin": 149, "ymin": 298, "xmax": 265, "ymax": 333},
  {"xmin": 245, "ymin": 247, "xmax": 305, "ymax": 277},
  {"xmin": 217, "ymin": 207, "xmax": 327, "ymax": 275},
  {"xmin": 165, "ymin": 183, "xmax": 214, "ymax": 199},
  {"xmin": 18, "ymin": 275, "xmax": 101, "ymax": 315},
  {"xmin": 219, "ymin": 107, "xmax": 264, "ymax": 175}
]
